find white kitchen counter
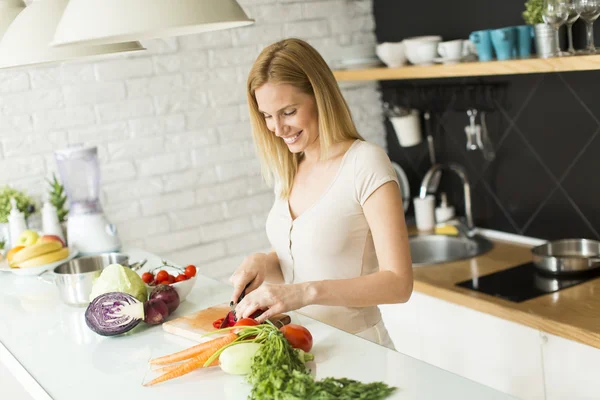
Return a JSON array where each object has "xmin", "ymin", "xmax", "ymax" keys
[{"xmin": 0, "ymin": 248, "xmax": 516, "ymax": 400}]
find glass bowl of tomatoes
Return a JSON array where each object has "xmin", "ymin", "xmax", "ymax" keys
[{"xmin": 140, "ymin": 262, "xmax": 198, "ymax": 302}]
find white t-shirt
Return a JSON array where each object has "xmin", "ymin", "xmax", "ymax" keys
[{"xmin": 265, "ymin": 139, "xmax": 400, "ymax": 335}]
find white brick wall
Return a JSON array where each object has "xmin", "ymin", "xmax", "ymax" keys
[{"xmin": 0, "ymin": 0, "xmax": 385, "ymax": 282}]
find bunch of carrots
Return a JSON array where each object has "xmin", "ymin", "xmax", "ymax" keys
[{"xmin": 144, "ymin": 320, "xmax": 267, "ymax": 387}]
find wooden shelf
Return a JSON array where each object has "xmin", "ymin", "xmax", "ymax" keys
[{"xmin": 333, "ymin": 54, "xmax": 600, "ymax": 81}]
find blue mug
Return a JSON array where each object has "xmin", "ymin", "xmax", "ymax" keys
[
  {"xmin": 515, "ymin": 25, "xmax": 534, "ymax": 58},
  {"xmin": 469, "ymin": 30, "xmax": 494, "ymax": 62},
  {"xmin": 490, "ymin": 27, "xmax": 517, "ymax": 61}
]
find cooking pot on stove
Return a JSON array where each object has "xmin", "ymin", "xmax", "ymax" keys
[{"xmin": 531, "ymin": 239, "xmax": 600, "ymax": 276}]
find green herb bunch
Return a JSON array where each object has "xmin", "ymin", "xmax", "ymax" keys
[
  {"xmin": 47, "ymin": 173, "xmax": 68, "ymax": 223},
  {"xmin": 0, "ymin": 186, "xmax": 36, "ymax": 224},
  {"xmin": 523, "ymin": 0, "xmax": 544, "ymax": 24},
  {"xmin": 247, "ymin": 325, "xmax": 396, "ymax": 400}
]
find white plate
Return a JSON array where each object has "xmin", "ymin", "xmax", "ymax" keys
[
  {"xmin": 0, "ymin": 248, "xmax": 79, "ymax": 276},
  {"xmin": 392, "ymin": 162, "xmax": 411, "ymax": 213}
]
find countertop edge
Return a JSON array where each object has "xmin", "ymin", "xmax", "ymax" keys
[{"xmin": 413, "ymin": 280, "xmax": 600, "ymax": 350}]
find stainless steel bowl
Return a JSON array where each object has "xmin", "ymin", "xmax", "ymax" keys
[{"xmin": 43, "ymin": 253, "xmax": 147, "ymax": 307}]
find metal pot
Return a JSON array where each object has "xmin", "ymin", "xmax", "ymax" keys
[
  {"xmin": 534, "ymin": 23, "xmax": 557, "ymax": 58},
  {"xmin": 531, "ymin": 239, "xmax": 600, "ymax": 276},
  {"xmin": 39, "ymin": 253, "xmax": 147, "ymax": 307}
]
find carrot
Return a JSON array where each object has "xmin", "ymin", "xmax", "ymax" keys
[
  {"xmin": 149, "ymin": 332, "xmax": 237, "ymax": 365},
  {"xmin": 152, "ymin": 358, "xmax": 218, "ymax": 374},
  {"xmin": 144, "ymin": 334, "xmax": 237, "ymax": 387}
]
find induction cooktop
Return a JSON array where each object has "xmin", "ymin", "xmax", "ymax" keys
[{"xmin": 456, "ymin": 262, "xmax": 600, "ymax": 303}]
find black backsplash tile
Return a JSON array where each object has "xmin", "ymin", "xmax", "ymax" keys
[
  {"xmin": 560, "ymin": 70, "xmax": 600, "ymax": 123},
  {"xmin": 523, "ymin": 189, "xmax": 599, "ymax": 240},
  {"xmin": 482, "ymin": 128, "xmax": 557, "ymax": 229},
  {"xmin": 561, "ymin": 133, "xmax": 600, "ymax": 233},
  {"xmin": 376, "ymin": 0, "xmax": 600, "ymax": 240},
  {"xmin": 514, "ymin": 73, "xmax": 598, "ymax": 179}
]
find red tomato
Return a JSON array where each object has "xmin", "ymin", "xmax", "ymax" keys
[
  {"xmin": 175, "ymin": 274, "xmax": 188, "ymax": 282},
  {"xmin": 185, "ymin": 265, "xmax": 197, "ymax": 278},
  {"xmin": 159, "ymin": 280, "xmax": 171, "ymax": 285},
  {"xmin": 167, "ymin": 274, "xmax": 176, "ymax": 284},
  {"xmin": 233, "ymin": 318, "xmax": 258, "ymax": 335},
  {"xmin": 280, "ymin": 324, "xmax": 313, "ymax": 353},
  {"xmin": 141, "ymin": 272, "xmax": 153, "ymax": 284},
  {"xmin": 213, "ymin": 318, "xmax": 225, "ymax": 329},
  {"xmin": 155, "ymin": 270, "xmax": 168, "ymax": 282}
]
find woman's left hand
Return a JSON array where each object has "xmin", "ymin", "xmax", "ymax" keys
[{"xmin": 234, "ymin": 283, "xmax": 306, "ymax": 323}]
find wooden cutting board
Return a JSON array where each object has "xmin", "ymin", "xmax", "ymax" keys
[{"xmin": 162, "ymin": 303, "xmax": 291, "ymax": 342}]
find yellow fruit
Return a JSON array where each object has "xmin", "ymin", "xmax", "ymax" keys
[
  {"xmin": 14, "ymin": 248, "xmax": 69, "ymax": 269},
  {"xmin": 16, "ymin": 230, "xmax": 39, "ymax": 247},
  {"xmin": 10, "ymin": 241, "xmax": 63, "ymax": 265},
  {"xmin": 6, "ymin": 245, "xmax": 25, "ymax": 265}
]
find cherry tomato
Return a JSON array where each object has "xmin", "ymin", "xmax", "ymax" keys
[
  {"xmin": 185, "ymin": 265, "xmax": 197, "ymax": 278},
  {"xmin": 141, "ymin": 272, "xmax": 154, "ymax": 284},
  {"xmin": 175, "ymin": 274, "xmax": 188, "ymax": 282},
  {"xmin": 167, "ymin": 274, "xmax": 176, "ymax": 284},
  {"xmin": 155, "ymin": 270, "xmax": 168, "ymax": 282},
  {"xmin": 280, "ymin": 324, "xmax": 313, "ymax": 353},
  {"xmin": 159, "ymin": 280, "xmax": 171, "ymax": 285}
]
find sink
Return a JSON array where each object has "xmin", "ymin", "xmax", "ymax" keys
[{"xmin": 409, "ymin": 234, "xmax": 493, "ymax": 266}]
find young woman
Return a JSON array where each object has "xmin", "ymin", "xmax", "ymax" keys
[{"xmin": 229, "ymin": 38, "xmax": 413, "ymax": 349}]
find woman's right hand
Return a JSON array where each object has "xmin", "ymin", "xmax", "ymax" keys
[{"xmin": 229, "ymin": 253, "xmax": 268, "ymax": 304}]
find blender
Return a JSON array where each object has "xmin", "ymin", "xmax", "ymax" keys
[{"xmin": 54, "ymin": 145, "xmax": 121, "ymax": 255}]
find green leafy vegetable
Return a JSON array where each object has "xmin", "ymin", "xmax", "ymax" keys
[
  {"xmin": 46, "ymin": 173, "xmax": 68, "ymax": 223},
  {"xmin": 89, "ymin": 263, "xmax": 148, "ymax": 302},
  {"xmin": 245, "ymin": 324, "xmax": 396, "ymax": 400},
  {"xmin": 0, "ymin": 186, "xmax": 36, "ymax": 223},
  {"xmin": 523, "ymin": 0, "xmax": 543, "ymax": 24}
]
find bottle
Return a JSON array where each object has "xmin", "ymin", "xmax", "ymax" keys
[
  {"xmin": 435, "ymin": 192, "xmax": 455, "ymax": 224},
  {"xmin": 42, "ymin": 201, "xmax": 65, "ymax": 243},
  {"xmin": 8, "ymin": 198, "xmax": 27, "ymax": 249}
]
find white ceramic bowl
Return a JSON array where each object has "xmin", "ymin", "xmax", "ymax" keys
[
  {"xmin": 403, "ymin": 36, "xmax": 442, "ymax": 65},
  {"xmin": 142, "ymin": 264, "xmax": 198, "ymax": 302},
  {"xmin": 376, "ymin": 42, "xmax": 407, "ymax": 68}
]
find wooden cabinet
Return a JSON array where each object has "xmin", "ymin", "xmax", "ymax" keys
[{"xmin": 541, "ymin": 332, "xmax": 600, "ymax": 400}]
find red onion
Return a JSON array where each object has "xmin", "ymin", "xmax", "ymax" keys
[
  {"xmin": 144, "ymin": 298, "xmax": 169, "ymax": 325},
  {"xmin": 149, "ymin": 284, "xmax": 180, "ymax": 314}
]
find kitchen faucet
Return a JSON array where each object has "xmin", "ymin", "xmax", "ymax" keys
[{"xmin": 419, "ymin": 163, "xmax": 475, "ymax": 236}]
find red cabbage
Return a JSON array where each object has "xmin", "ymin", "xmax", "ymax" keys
[{"xmin": 85, "ymin": 292, "xmax": 143, "ymax": 336}]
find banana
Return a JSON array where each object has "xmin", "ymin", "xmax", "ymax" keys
[
  {"xmin": 14, "ymin": 247, "xmax": 70, "ymax": 269},
  {"xmin": 10, "ymin": 241, "xmax": 63, "ymax": 265}
]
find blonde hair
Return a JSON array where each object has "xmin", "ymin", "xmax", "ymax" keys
[{"xmin": 246, "ymin": 38, "xmax": 363, "ymax": 199}]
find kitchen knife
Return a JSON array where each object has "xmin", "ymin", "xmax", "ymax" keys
[{"xmin": 219, "ymin": 280, "xmax": 252, "ymax": 329}]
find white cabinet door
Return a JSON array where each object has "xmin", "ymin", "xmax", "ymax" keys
[
  {"xmin": 379, "ymin": 291, "xmax": 422, "ymax": 359},
  {"xmin": 0, "ymin": 357, "xmax": 33, "ymax": 400},
  {"xmin": 417, "ymin": 293, "xmax": 545, "ymax": 400},
  {"xmin": 542, "ymin": 332, "xmax": 600, "ymax": 400}
]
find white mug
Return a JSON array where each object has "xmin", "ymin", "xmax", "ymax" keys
[
  {"xmin": 390, "ymin": 110, "xmax": 422, "ymax": 147},
  {"xmin": 414, "ymin": 195, "xmax": 436, "ymax": 232},
  {"xmin": 437, "ymin": 40, "xmax": 465, "ymax": 61}
]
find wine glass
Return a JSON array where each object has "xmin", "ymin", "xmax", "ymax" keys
[
  {"xmin": 543, "ymin": 0, "xmax": 569, "ymax": 57},
  {"xmin": 575, "ymin": 0, "xmax": 600, "ymax": 54},
  {"xmin": 565, "ymin": 0, "xmax": 581, "ymax": 54}
]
